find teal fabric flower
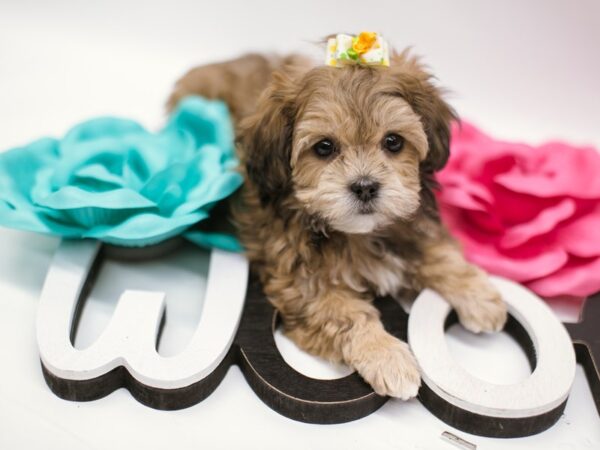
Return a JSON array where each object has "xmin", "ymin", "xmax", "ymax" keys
[{"xmin": 0, "ymin": 96, "xmax": 244, "ymax": 251}]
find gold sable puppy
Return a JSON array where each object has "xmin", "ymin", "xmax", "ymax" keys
[{"xmin": 167, "ymin": 42, "xmax": 507, "ymax": 399}]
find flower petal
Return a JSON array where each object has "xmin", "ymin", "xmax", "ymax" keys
[
  {"xmin": 33, "ymin": 186, "xmax": 156, "ymax": 210},
  {"xmin": 446, "ymin": 122, "xmax": 524, "ymax": 177},
  {"xmin": 494, "ymin": 143, "xmax": 600, "ymax": 199},
  {"xmin": 175, "ymin": 170, "xmax": 243, "ymax": 216},
  {"xmin": 0, "ymin": 138, "xmax": 59, "ymax": 203},
  {"xmin": 467, "ymin": 242, "xmax": 569, "ymax": 283},
  {"xmin": 526, "ymin": 256, "xmax": 600, "ymax": 297},
  {"xmin": 140, "ymin": 157, "xmax": 202, "ymax": 214},
  {"xmin": 440, "ymin": 205, "xmax": 569, "ymax": 282},
  {"xmin": 184, "ymin": 230, "xmax": 243, "ymax": 252},
  {"xmin": 166, "ymin": 96, "xmax": 235, "ymax": 158},
  {"xmin": 0, "ymin": 200, "xmax": 82, "ymax": 235},
  {"xmin": 61, "ymin": 117, "xmax": 145, "ymax": 151},
  {"xmin": 73, "ymin": 163, "xmax": 125, "ymax": 188},
  {"xmin": 86, "ymin": 211, "xmax": 208, "ymax": 247},
  {"xmin": 555, "ymin": 202, "xmax": 600, "ymax": 258},
  {"xmin": 488, "ymin": 185, "xmax": 558, "ymax": 225},
  {"xmin": 436, "ymin": 174, "xmax": 491, "ymax": 211},
  {"xmin": 499, "ymin": 198, "xmax": 576, "ymax": 249}
]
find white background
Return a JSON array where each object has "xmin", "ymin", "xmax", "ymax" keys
[{"xmin": 1, "ymin": 1, "xmax": 600, "ymax": 449}]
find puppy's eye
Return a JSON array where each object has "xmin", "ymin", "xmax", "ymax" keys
[
  {"xmin": 313, "ymin": 139, "xmax": 336, "ymax": 158},
  {"xmin": 382, "ymin": 133, "xmax": 405, "ymax": 153}
]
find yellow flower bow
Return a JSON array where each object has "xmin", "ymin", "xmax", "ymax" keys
[{"xmin": 326, "ymin": 32, "xmax": 390, "ymax": 67}]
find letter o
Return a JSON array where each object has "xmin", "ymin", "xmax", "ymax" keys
[{"xmin": 408, "ymin": 276, "xmax": 576, "ymax": 438}]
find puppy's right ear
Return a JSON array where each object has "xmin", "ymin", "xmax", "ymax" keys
[{"xmin": 239, "ymin": 71, "xmax": 298, "ymax": 207}]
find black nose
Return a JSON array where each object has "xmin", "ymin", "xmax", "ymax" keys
[{"xmin": 349, "ymin": 178, "xmax": 380, "ymax": 202}]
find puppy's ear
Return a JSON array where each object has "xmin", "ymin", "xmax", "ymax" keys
[
  {"xmin": 239, "ymin": 71, "xmax": 298, "ymax": 206},
  {"xmin": 386, "ymin": 50, "xmax": 457, "ymax": 172}
]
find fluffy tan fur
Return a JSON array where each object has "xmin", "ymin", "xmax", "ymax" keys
[{"xmin": 168, "ymin": 49, "xmax": 507, "ymax": 398}]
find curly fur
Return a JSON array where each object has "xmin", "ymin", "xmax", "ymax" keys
[{"xmin": 168, "ymin": 47, "xmax": 507, "ymax": 398}]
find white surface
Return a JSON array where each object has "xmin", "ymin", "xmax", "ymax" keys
[
  {"xmin": 37, "ymin": 240, "xmax": 248, "ymax": 388},
  {"xmin": 409, "ymin": 277, "xmax": 576, "ymax": 418},
  {"xmin": 1, "ymin": 1, "xmax": 600, "ymax": 449}
]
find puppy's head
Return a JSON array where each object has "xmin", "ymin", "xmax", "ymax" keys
[{"xmin": 242, "ymin": 50, "xmax": 456, "ymax": 234}]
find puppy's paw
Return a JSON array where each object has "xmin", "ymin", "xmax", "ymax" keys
[
  {"xmin": 454, "ymin": 277, "xmax": 507, "ymax": 334},
  {"xmin": 354, "ymin": 335, "xmax": 421, "ymax": 400}
]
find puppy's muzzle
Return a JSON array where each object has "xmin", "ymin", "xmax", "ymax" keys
[{"xmin": 349, "ymin": 177, "xmax": 380, "ymax": 203}]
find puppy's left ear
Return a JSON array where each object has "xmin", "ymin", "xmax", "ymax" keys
[{"xmin": 386, "ymin": 51, "xmax": 457, "ymax": 172}]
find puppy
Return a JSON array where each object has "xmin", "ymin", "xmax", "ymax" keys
[{"xmin": 168, "ymin": 48, "xmax": 507, "ymax": 399}]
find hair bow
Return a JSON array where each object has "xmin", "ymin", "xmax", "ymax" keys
[{"xmin": 326, "ymin": 32, "xmax": 390, "ymax": 67}]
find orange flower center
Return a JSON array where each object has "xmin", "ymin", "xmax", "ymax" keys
[{"xmin": 352, "ymin": 32, "xmax": 377, "ymax": 54}]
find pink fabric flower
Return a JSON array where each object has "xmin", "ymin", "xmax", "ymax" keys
[{"xmin": 437, "ymin": 122, "xmax": 600, "ymax": 298}]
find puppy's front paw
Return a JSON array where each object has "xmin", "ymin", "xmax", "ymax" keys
[
  {"xmin": 353, "ymin": 335, "xmax": 421, "ymax": 400},
  {"xmin": 454, "ymin": 277, "xmax": 507, "ymax": 334}
]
